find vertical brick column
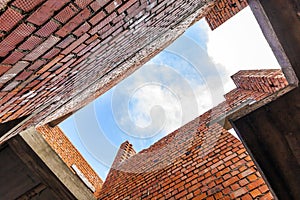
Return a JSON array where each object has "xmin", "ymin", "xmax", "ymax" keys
[{"xmin": 36, "ymin": 125, "xmax": 103, "ymax": 197}]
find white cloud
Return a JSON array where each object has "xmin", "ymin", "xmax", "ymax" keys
[{"xmin": 206, "ymin": 7, "xmax": 280, "ymax": 77}]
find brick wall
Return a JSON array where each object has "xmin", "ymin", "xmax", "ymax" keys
[
  {"xmin": 231, "ymin": 69, "xmax": 289, "ymax": 94},
  {"xmin": 98, "ymin": 69, "xmax": 289, "ymax": 199},
  {"xmin": 99, "ymin": 124, "xmax": 274, "ymax": 199},
  {"xmin": 0, "ymin": 0, "xmax": 215, "ymax": 142},
  {"xmin": 36, "ymin": 124, "xmax": 103, "ymax": 198},
  {"xmin": 205, "ymin": 0, "xmax": 248, "ymax": 30}
]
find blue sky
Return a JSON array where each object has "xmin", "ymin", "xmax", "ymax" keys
[{"xmin": 59, "ymin": 7, "xmax": 280, "ymax": 180}]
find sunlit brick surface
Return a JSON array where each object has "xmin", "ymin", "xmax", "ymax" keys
[
  {"xmin": 98, "ymin": 69, "xmax": 290, "ymax": 199},
  {"xmin": 205, "ymin": 0, "xmax": 248, "ymax": 30},
  {"xmin": 0, "ymin": 0, "xmax": 214, "ymax": 142},
  {"xmin": 37, "ymin": 124, "xmax": 103, "ymax": 197}
]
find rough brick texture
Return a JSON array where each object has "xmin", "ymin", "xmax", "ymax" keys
[
  {"xmin": 98, "ymin": 69, "xmax": 289, "ymax": 199},
  {"xmin": 36, "ymin": 124, "xmax": 103, "ymax": 197},
  {"xmin": 100, "ymin": 119, "xmax": 273, "ymax": 199},
  {"xmin": 232, "ymin": 69, "xmax": 289, "ymax": 94},
  {"xmin": 0, "ymin": 0, "xmax": 215, "ymax": 143},
  {"xmin": 205, "ymin": 0, "xmax": 248, "ymax": 30}
]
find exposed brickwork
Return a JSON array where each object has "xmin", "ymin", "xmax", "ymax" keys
[
  {"xmin": 100, "ymin": 123, "xmax": 273, "ymax": 199},
  {"xmin": 98, "ymin": 70, "xmax": 289, "ymax": 199},
  {"xmin": 232, "ymin": 69, "xmax": 289, "ymax": 94},
  {"xmin": 205, "ymin": 0, "xmax": 248, "ymax": 30},
  {"xmin": 36, "ymin": 124, "xmax": 103, "ymax": 197},
  {"xmin": 0, "ymin": 0, "xmax": 214, "ymax": 142}
]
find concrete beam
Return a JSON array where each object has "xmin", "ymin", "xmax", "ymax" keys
[
  {"xmin": 248, "ymin": 0, "xmax": 299, "ymax": 84},
  {"xmin": 9, "ymin": 127, "xmax": 96, "ymax": 200},
  {"xmin": 231, "ymin": 88, "xmax": 300, "ymax": 199},
  {"xmin": 231, "ymin": 1, "xmax": 300, "ymax": 199}
]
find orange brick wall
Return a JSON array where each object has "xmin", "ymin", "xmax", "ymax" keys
[
  {"xmin": 36, "ymin": 125, "xmax": 103, "ymax": 197},
  {"xmin": 99, "ymin": 123, "xmax": 273, "ymax": 199},
  {"xmin": 98, "ymin": 69, "xmax": 289, "ymax": 199},
  {"xmin": 0, "ymin": 0, "xmax": 215, "ymax": 142},
  {"xmin": 231, "ymin": 69, "xmax": 289, "ymax": 94},
  {"xmin": 205, "ymin": 0, "xmax": 248, "ymax": 30}
]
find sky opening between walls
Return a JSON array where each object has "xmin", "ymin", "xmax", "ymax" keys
[{"xmin": 59, "ymin": 7, "xmax": 280, "ymax": 180}]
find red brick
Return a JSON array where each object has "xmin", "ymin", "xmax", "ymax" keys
[
  {"xmin": 27, "ymin": 59, "xmax": 47, "ymax": 71},
  {"xmin": 90, "ymin": 1, "xmax": 108, "ymax": 12},
  {"xmin": 74, "ymin": 0, "xmax": 94, "ymax": 8},
  {"xmin": 118, "ymin": 0, "xmax": 136, "ymax": 13},
  {"xmin": 18, "ymin": 35, "xmax": 44, "ymax": 51},
  {"xmin": 230, "ymin": 188, "xmax": 247, "ymax": 199},
  {"xmin": 89, "ymin": 11, "xmax": 106, "ymax": 25},
  {"xmin": 35, "ymin": 20, "xmax": 60, "ymax": 37},
  {"xmin": 54, "ymin": 4, "xmax": 79, "ymax": 23},
  {"xmin": 250, "ymin": 189, "xmax": 261, "ymax": 198},
  {"xmin": 42, "ymin": 48, "xmax": 61, "ymax": 59},
  {"xmin": 73, "ymin": 43, "xmax": 86, "ymax": 54},
  {"xmin": 12, "ymin": 0, "xmax": 44, "ymax": 12},
  {"xmin": 55, "ymin": 8, "xmax": 91, "ymax": 37},
  {"xmin": 2, "ymin": 51, "xmax": 26, "ymax": 65},
  {"xmin": 0, "ymin": 23, "xmax": 35, "ymax": 56},
  {"xmin": 241, "ymin": 194, "xmax": 252, "ymax": 200},
  {"xmin": 88, "ymin": 12, "xmax": 117, "ymax": 35},
  {"xmin": 0, "ymin": 65, "xmax": 11, "ymax": 76},
  {"xmin": 73, "ymin": 22, "xmax": 91, "ymax": 37},
  {"xmin": 247, "ymin": 174, "xmax": 258, "ymax": 182},
  {"xmin": 61, "ymin": 33, "xmax": 89, "ymax": 55},
  {"xmin": 15, "ymin": 70, "xmax": 33, "ymax": 81},
  {"xmin": 56, "ymin": 35, "xmax": 76, "ymax": 48},
  {"xmin": 105, "ymin": 0, "xmax": 122, "ymax": 13},
  {"xmin": 23, "ymin": 35, "xmax": 60, "ymax": 61},
  {"xmin": 0, "ymin": 8, "xmax": 24, "ymax": 32},
  {"xmin": 27, "ymin": 0, "xmax": 69, "ymax": 25}
]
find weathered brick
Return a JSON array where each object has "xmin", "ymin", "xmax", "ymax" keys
[
  {"xmin": 42, "ymin": 48, "xmax": 61, "ymax": 59},
  {"xmin": 55, "ymin": 8, "xmax": 91, "ymax": 37},
  {"xmin": 15, "ymin": 70, "xmax": 33, "ymax": 81},
  {"xmin": 105, "ymin": 0, "xmax": 122, "ymax": 13},
  {"xmin": 54, "ymin": 3, "xmax": 79, "ymax": 23},
  {"xmin": 0, "ymin": 23, "xmax": 36, "ymax": 56},
  {"xmin": 27, "ymin": 0, "xmax": 69, "ymax": 25},
  {"xmin": 0, "ymin": 8, "xmax": 24, "ymax": 32},
  {"xmin": 35, "ymin": 20, "xmax": 60, "ymax": 37},
  {"xmin": 2, "ymin": 51, "xmax": 26, "ymax": 65},
  {"xmin": 12, "ymin": 0, "xmax": 45, "ymax": 12},
  {"xmin": 18, "ymin": 35, "xmax": 44, "ymax": 51},
  {"xmin": 74, "ymin": 0, "xmax": 94, "ymax": 9},
  {"xmin": 89, "ymin": 11, "xmax": 106, "ymax": 25},
  {"xmin": 23, "ymin": 35, "xmax": 61, "ymax": 61},
  {"xmin": 27, "ymin": 59, "xmax": 47, "ymax": 71},
  {"xmin": 73, "ymin": 22, "xmax": 91, "ymax": 37},
  {"xmin": 61, "ymin": 33, "xmax": 89, "ymax": 55},
  {"xmin": 118, "ymin": 0, "xmax": 136, "ymax": 13},
  {"xmin": 56, "ymin": 35, "xmax": 76, "ymax": 48},
  {"xmin": 90, "ymin": 0, "xmax": 107, "ymax": 12},
  {"xmin": 0, "ymin": 65, "xmax": 11, "ymax": 76},
  {"xmin": 0, "ymin": 61, "xmax": 29, "ymax": 84}
]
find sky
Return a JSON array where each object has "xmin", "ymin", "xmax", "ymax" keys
[{"xmin": 59, "ymin": 7, "xmax": 280, "ymax": 180}]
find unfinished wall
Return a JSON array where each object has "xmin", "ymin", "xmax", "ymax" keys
[
  {"xmin": 205, "ymin": 0, "xmax": 248, "ymax": 30},
  {"xmin": 98, "ymin": 69, "xmax": 289, "ymax": 199},
  {"xmin": 0, "ymin": 0, "xmax": 215, "ymax": 143},
  {"xmin": 36, "ymin": 125, "xmax": 103, "ymax": 197}
]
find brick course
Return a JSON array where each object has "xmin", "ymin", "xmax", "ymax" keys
[
  {"xmin": 0, "ymin": 0, "xmax": 214, "ymax": 141},
  {"xmin": 98, "ymin": 69, "xmax": 288, "ymax": 199},
  {"xmin": 36, "ymin": 124, "xmax": 103, "ymax": 198},
  {"xmin": 205, "ymin": 0, "xmax": 248, "ymax": 30}
]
